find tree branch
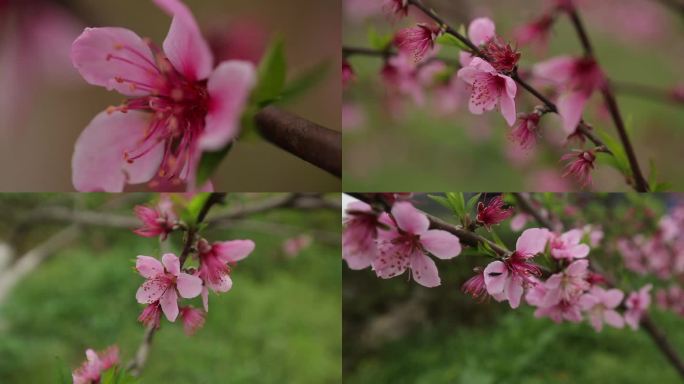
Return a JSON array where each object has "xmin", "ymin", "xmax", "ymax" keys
[
  {"xmin": 254, "ymin": 107, "xmax": 341, "ymax": 178},
  {"xmin": 566, "ymin": 7, "xmax": 649, "ymax": 191}
]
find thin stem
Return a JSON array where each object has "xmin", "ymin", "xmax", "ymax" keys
[
  {"xmin": 127, "ymin": 193, "xmax": 225, "ymax": 376},
  {"xmin": 566, "ymin": 8, "xmax": 649, "ymax": 191}
]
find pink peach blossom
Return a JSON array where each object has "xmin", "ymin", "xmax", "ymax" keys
[
  {"xmin": 624, "ymin": 284, "xmax": 652, "ymax": 330},
  {"xmin": 72, "ymin": 345, "xmax": 119, "ymax": 384},
  {"xmin": 197, "ymin": 238, "xmax": 254, "ymax": 294},
  {"xmin": 133, "ymin": 195, "xmax": 177, "ymax": 239},
  {"xmin": 373, "ymin": 202, "xmax": 461, "ymax": 287},
  {"xmin": 282, "ymin": 234, "xmax": 313, "ymax": 257},
  {"xmin": 179, "ymin": 306, "xmax": 206, "ymax": 335},
  {"xmin": 71, "ymin": 0, "xmax": 256, "ymax": 191},
  {"xmin": 343, "ymin": 201, "xmax": 385, "ymax": 270},
  {"xmin": 580, "ymin": 286, "xmax": 625, "ymax": 332},
  {"xmin": 394, "ymin": 23, "xmax": 439, "ymax": 63},
  {"xmin": 462, "ymin": 268, "xmax": 487, "ymax": 300},
  {"xmin": 457, "ymin": 57, "xmax": 517, "ymax": 126},
  {"xmin": 514, "ymin": 14, "xmax": 554, "ymax": 51},
  {"xmin": 533, "ymin": 56, "xmax": 605, "ymax": 134},
  {"xmin": 459, "ymin": 17, "xmax": 496, "ymax": 68},
  {"xmin": 138, "ymin": 302, "xmax": 163, "ymax": 329},
  {"xmin": 135, "ymin": 253, "xmax": 203, "ymax": 321},
  {"xmin": 561, "ymin": 149, "xmax": 596, "ymax": 187},
  {"xmin": 484, "ymin": 228, "xmax": 549, "ymax": 308},
  {"xmin": 476, "ymin": 195, "xmax": 513, "ymax": 229},
  {"xmin": 549, "ymin": 229, "xmax": 590, "ymax": 260},
  {"xmin": 541, "ymin": 259, "xmax": 590, "ymax": 307},
  {"xmin": 510, "ymin": 113, "xmax": 540, "ymax": 149},
  {"xmin": 383, "ymin": 0, "xmax": 409, "ymax": 18}
]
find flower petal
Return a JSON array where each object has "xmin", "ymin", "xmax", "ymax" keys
[
  {"xmin": 410, "ymin": 252, "xmax": 440, "ymax": 287},
  {"xmin": 136, "ymin": 279, "xmax": 168, "ymax": 304},
  {"xmin": 558, "ymin": 90, "xmax": 589, "ymax": 135},
  {"xmin": 420, "ymin": 230, "xmax": 461, "ymax": 259},
  {"xmin": 161, "ymin": 253, "xmax": 181, "ymax": 276},
  {"xmin": 72, "ymin": 111, "xmax": 163, "ymax": 192},
  {"xmin": 498, "ymin": 86, "xmax": 517, "ymax": 127},
  {"xmin": 199, "ymin": 61, "xmax": 256, "ymax": 151},
  {"xmin": 153, "ymin": 0, "xmax": 214, "ymax": 81},
  {"xmin": 506, "ymin": 276, "xmax": 524, "ymax": 308},
  {"xmin": 603, "ymin": 288, "xmax": 625, "ymax": 308},
  {"xmin": 533, "ymin": 56, "xmax": 575, "ymax": 85},
  {"xmin": 213, "ymin": 239, "xmax": 255, "ymax": 263},
  {"xmin": 208, "ymin": 273, "xmax": 233, "ymax": 293},
  {"xmin": 135, "ymin": 255, "xmax": 163, "ymax": 278},
  {"xmin": 391, "ymin": 202, "xmax": 429, "ymax": 235},
  {"xmin": 71, "ymin": 27, "xmax": 159, "ymax": 96},
  {"xmin": 468, "ymin": 17, "xmax": 496, "ymax": 45},
  {"xmin": 159, "ymin": 288, "xmax": 179, "ymax": 321},
  {"xmin": 603, "ymin": 310, "xmax": 624, "ymax": 328},
  {"xmin": 516, "ymin": 228, "xmax": 549, "ymax": 256},
  {"xmin": 176, "ymin": 272, "xmax": 203, "ymax": 298},
  {"xmin": 484, "ymin": 260, "xmax": 508, "ymax": 295}
]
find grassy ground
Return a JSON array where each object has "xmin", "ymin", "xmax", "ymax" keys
[{"xmin": 0, "ymin": 205, "xmax": 341, "ymax": 383}]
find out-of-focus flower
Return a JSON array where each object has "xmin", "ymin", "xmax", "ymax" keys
[
  {"xmin": 138, "ymin": 302, "xmax": 163, "ymax": 329},
  {"xmin": 624, "ymin": 284, "xmax": 652, "ymax": 330},
  {"xmin": 514, "ymin": 13, "xmax": 554, "ymax": 51},
  {"xmin": 343, "ymin": 59, "xmax": 355, "ymax": 88},
  {"xmin": 344, "ymin": 0, "xmax": 383, "ymax": 22},
  {"xmin": 282, "ymin": 234, "xmax": 313, "ymax": 257},
  {"xmin": 549, "ymin": 229, "xmax": 590, "ymax": 260},
  {"xmin": 534, "ymin": 57, "xmax": 605, "ymax": 134},
  {"xmin": 462, "ymin": 268, "xmax": 487, "ymax": 300},
  {"xmin": 579, "ymin": 286, "xmax": 625, "ymax": 332},
  {"xmin": 0, "ymin": 1, "xmax": 81, "ymax": 132},
  {"xmin": 133, "ymin": 195, "xmax": 177, "ymax": 239},
  {"xmin": 343, "ymin": 201, "xmax": 385, "ymax": 270},
  {"xmin": 374, "ymin": 201, "xmax": 461, "ymax": 287},
  {"xmin": 207, "ymin": 18, "xmax": 269, "ymax": 65},
  {"xmin": 394, "ymin": 23, "xmax": 440, "ymax": 63},
  {"xmin": 135, "ymin": 253, "xmax": 203, "ymax": 321},
  {"xmin": 383, "ymin": 0, "xmax": 409, "ymax": 18},
  {"xmin": 561, "ymin": 149, "xmax": 596, "ymax": 187},
  {"xmin": 342, "ymin": 103, "xmax": 366, "ymax": 131},
  {"xmin": 71, "ymin": 0, "xmax": 256, "ymax": 192},
  {"xmin": 179, "ymin": 306, "xmax": 206, "ymax": 335},
  {"xmin": 72, "ymin": 345, "xmax": 119, "ymax": 384},
  {"xmin": 484, "ymin": 228, "xmax": 549, "ymax": 308},
  {"xmin": 510, "ymin": 113, "xmax": 541, "ymax": 149},
  {"xmin": 457, "ymin": 57, "xmax": 517, "ymax": 126},
  {"xmin": 476, "ymin": 195, "xmax": 513, "ymax": 229},
  {"xmin": 459, "ymin": 17, "xmax": 496, "ymax": 68}
]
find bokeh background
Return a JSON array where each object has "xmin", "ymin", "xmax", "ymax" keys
[
  {"xmin": 0, "ymin": 193, "xmax": 341, "ymax": 383},
  {"xmin": 343, "ymin": 193, "xmax": 684, "ymax": 383},
  {"xmin": 343, "ymin": 0, "xmax": 684, "ymax": 191},
  {"xmin": 0, "ymin": 0, "xmax": 340, "ymax": 191}
]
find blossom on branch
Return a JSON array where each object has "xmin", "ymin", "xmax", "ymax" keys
[
  {"xmin": 457, "ymin": 58, "xmax": 517, "ymax": 126},
  {"xmin": 72, "ymin": 345, "xmax": 119, "ymax": 384}
]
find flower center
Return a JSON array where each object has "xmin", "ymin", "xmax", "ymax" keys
[{"xmin": 106, "ymin": 40, "xmax": 211, "ymax": 184}]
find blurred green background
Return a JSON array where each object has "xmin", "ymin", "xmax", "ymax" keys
[
  {"xmin": 343, "ymin": 193, "xmax": 684, "ymax": 383},
  {"xmin": 0, "ymin": 193, "xmax": 341, "ymax": 383},
  {"xmin": 342, "ymin": 0, "xmax": 684, "ymax": 191},
  {"xmin": 0, "ymin": 0, "xmax": 340, "ymax": 191}
]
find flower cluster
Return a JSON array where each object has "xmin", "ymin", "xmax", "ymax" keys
[
  {"xmin": 343, "ymin": 198, "xmax": 461, "ymax": 287},
  {"xmin": 133, "ymin": 197, "xmax": 255, "ymax": 335}
]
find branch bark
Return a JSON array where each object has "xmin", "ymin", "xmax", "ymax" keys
[{"xmin": 254, "ymin": 107, "xmax": 341, "ymax": 178}]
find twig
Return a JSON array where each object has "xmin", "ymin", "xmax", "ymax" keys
[
  {"xmin": 566, "ymin": 7, "xmax": 649, "ymax": 191},
  {"xmin": 254, "ymin": 107, "xmax": 341, "ymax": 178}
]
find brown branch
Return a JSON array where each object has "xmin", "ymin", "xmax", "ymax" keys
[
  {"xmin": 566, "ymin": 8, "xmax": 649, "ymax": 191},
  {"xmin": 254, "ymin": 106, "xmax": 341, "ymax": 178},
  {"xmin": 512, "ymin": 193, "xmax": 554, "ymax": 230}
]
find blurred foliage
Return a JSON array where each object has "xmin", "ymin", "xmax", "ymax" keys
[
  {"xmin": 0, "ymin": 193, "xmax": 341, "ymax": 383},
  {"xmin": 343, "ymin": 0, "xmax": 684, "ymax": 191},
  {"xmin": 343, "ymin": 193, "xmax": 684, "ymax": 383}
]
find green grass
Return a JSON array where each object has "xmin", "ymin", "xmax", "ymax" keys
[
  {"xmin": 345, "ymin": 307, "xmax": 684, "ymax": 384},
  {"xmin": 0, "ymin": 209, "xmax": 341, "ymax": 383}
]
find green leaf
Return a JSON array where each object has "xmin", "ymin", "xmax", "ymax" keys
[
  {"xmin": 428, "ymin": 194, "xmax": 452, "ymax": 211},
  {"xmin": 278, "ymin": 61, "xmax": 330, "ymax": 103},
  {"xmin": 252, "ymin": 38, "xmax": 287, "ymax": 106},
  {"xmin": 596, "ymin": 130, "xmax": 631, "ymax": 176},
  {"xmin": 184, "ymin": 193, "xmax": 211, "ymax": 225},
  {"xmin": 367, "ymin": 27, "xmax": 393, "ymax": 50},
  {"xmin": 55, "ymin": 358, "xmax": 71, "ymax": 384},
  {"xmin": 652, "ymin": 182, "xmax": 672, "ymax": 192},
  {"xmin": 446, "ymin": 192, "xmax": 466, "ymax": 218},
  {"xmin": 489, "ymin": 228, "xmax": 506, "ymax": 248},
  {"xmin": 195, "ymin": 142, "xmax": 234, "ymax": 187},
  {"xmin": 435, "ymin": 33, "xmax": 470, "ymax": 51},
  {"xmin": 648, "ymin": 158, "xmax": 659, "ymax": 191},
  {"xmin": 101, "ymin": 367, "xmax": 117, "ymax": 384},
  {"xmin": 466, "ymin": 193, "xmax": 482, "ymax": 214}
]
